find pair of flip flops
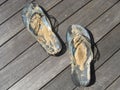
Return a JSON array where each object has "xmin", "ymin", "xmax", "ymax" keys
[{"xmin": 22, "ymin": 2, "xmax": 93, "ymax": 86}]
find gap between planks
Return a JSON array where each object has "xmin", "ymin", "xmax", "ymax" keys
[{"xmin": 7, "ymin": 0, "xmax": 120, "ymax": 90}]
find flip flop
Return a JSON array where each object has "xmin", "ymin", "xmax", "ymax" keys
[
  {"xmin": 66, "ymin": 24, "xmax": 93, "ymax": 86},
  {"xmin": 21, "ymin": 2, "xmax": 62, "ymax": 55}
]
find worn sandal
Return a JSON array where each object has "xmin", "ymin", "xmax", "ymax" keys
[
  {"xmin": 21, "ymin": 2, "xmax": 62, "ymax": 55},
  {"xmin": 66, "ymin": 25, "xmax": 93, "ymax": 86}
]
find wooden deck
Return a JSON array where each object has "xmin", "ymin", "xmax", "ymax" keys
[{"xmin": 0, "ymin": 0, "xmax": 120, "ymax": 90}]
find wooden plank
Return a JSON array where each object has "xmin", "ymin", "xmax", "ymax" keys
[
  {"xmin": 41, "ymin": 66, "xmax": 74, "ymax": 90},
  {"xmin": 0, "ymin": 0, "xmax": 62, "ymax": 46},
  {"xmin": 0, "ymin": 43, "xmax": 48, "ymax": 90},
  {"xmin": 83, "ymin": 51, "xmax": 120, "ymax": 90},
  {"xmin": 0, "ymin": 0, "xmax": 90, "ymax": 47},
  {"xmin": 0, "ymin": 0, "xmax": 7, "ymax": 6},
  {"xmin": 0, "ymin": 0, "xmax": 90, "ymax": 68},
  {"xmin": 0, "ymin": 0, "xmax": 91, "ymax": 89},
  {"xmin": 75, "ymin": 53, "xmax": 120, "ymax": 90},
  {"xmin": 9, "ymin": 52, "xmax": 70, "ymax": 90},
  {"xmin": 0, "ymin": 0, "xmax": 62, "ymax": 69},
  {"xmin": 106, "ymin": 77, "xmax": 120, "ymax": 90},
  {"xmin": 8, "ymin": 0, "xmax": 120, "ymax": 90},
  {"xmin": 41, "ymin": 24, "xmax": 120, "ymax": 90},
  {"xmin": 88, "ymin": 2, "xmax": 120, "ymax": 42},
  {"xmin": 0, "ymin": 0, "xmax": 90, "ymax": 74},
  {"xmin": 58, "ymin": 0, "xmax": 119, "ymax": 42},
  {"xmin": 0, "ymin": 0, "xmax": 91, "ymax": 79},
  {"xmin": 48, "ymin": 0, "xmax": 91, "ymax": 23},
  {"xmin": 43, "ymin": 2, "xmax": 120, "ymax": 89},
  {"xmin": 0, "ymin": 0, "xmax": 61, "ymax": 25},
  {"xmin": 0, "ymin": 29, "xmax": 35, "ymax": 69},
  {"xmin": 0, "ymin": 0, "xmax": 29, "ymax": 24},
  {"xmin": 36, "ymin": 0, "xmax": 62, "ymax": 10},
  {"xmin": 0, "ymin": 12, "xmax": 24, "ymax": 46}
]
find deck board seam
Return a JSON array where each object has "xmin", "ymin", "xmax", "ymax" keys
[
  {"xmin": 5, "ymin": 1, "xmax": 95, "ymax": 89},
  {"xmin": 0, "ymin": 0, "xmax": 91, "ymax": 47},
  {"xmin": 86, "ymin": 0, "xmax": 120, "ymax": 27},
  {"xmin": 47, "ymin": 0, "xmax": 63, "ymax": 12},
  {"xmin": 0, "ymin": 7, "xmax": 23, "ymax": 25},
  {"xmin": 0, "ymin": 27, "xmax": 25, "ymax": 47},
  {"xmin": 72, "ymin": 49, "xmax": 120, "ymax": 90},
  {"xmin": 96, "ymin": 22, "xmax": 120, "ymax": 44},
  {"xmin": 0, "ymin": 0, "xmax": 34, "ymax": 25},
  {"xmin": 0, "ymin": 0, "xmax": 119, "ymax": 89},
  {"xmin": 0, "ymin": 0, "xmax": 62, "ymax": 26},
  {"xmin": 0, "ymin": 0, "xmax": 92, "ymax": 71},
  {"xmin": 0, "ymin": 0, "xmax": 63, "ymax": 47},
  {"xmin": 41, "ymin": 23, "xmax": 120, "ymax": 90},
  {"xmin": 0, "ymin": 0, "xmax": 8, "ymax": 6},
  {"xmin": 5, "ymin": 1, "xmax": 120, "ymax": 89},
  {"xmin": 39, "ymin": 65, "xmax": 70, "ymax": 90},
  {"xmin": 0, "ymin": 41, "xmax": 36, "ymax": 71},
  {"xmin": 105, "ymin": 75, "xmax": 120, "ymax": 90},
  {"xmin": 7, "ymin": 55, "xmax": 50, "ymax": 90},
  {"xmin": 57, "ymin": 0, "xmax": 93, "ymax": 26}
]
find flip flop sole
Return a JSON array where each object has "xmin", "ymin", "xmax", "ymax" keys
[
  {"xmin": 21, "ymin": 3, "xmax": 62, "ymax": 55},
  {"xmin": 66, "ymin": 24, "xmax": 93, "ymax": 86}
]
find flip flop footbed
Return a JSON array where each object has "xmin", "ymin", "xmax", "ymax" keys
[
  {"xmin": 22, "ymin": 3, "xmax": 62, "ymax": 55},
  {"xmin": 66, "ymin": 25, "xmax": 93, "ymax": 86}
]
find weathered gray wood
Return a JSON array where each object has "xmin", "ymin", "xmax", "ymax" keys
[
  {"xmin": 88, "ymin": 2, "xmax": 120, "ymax": 42},
  {"xmin": 0, "ymin": 0, "xmax": 90, "ymax": 70},
  {"xmin": 0, "ymin": 0, "xmax": 62, "ymax": 70},
  {"xmin": 8, "ymin": 1, "xmax": 120, "ymax": 90},
  {"xmin": 75, "ymin": 51, "xmax": 120, "ymax": 90},
  {"xmin": 0, "ymin": 43, "xmax": 48, "ymax": 90},
  {"xmin": 0, "ymin": 0, "xmax": 61, "ymax": 25},
  {"xmin": 9, "ymin": 52, "xmax": 70, "ymax": 90},
  {"xmin": 41, "ymin": 66, "xmax": 74, "ymax": 90},
  {"xmin": 75, "ymin": 87, "xmax": 84, "ymax": 90},
  {"xmin": 83, "ymin": 51, "xmax": 120, "ymax": 90},
  {"xmin": 0, "ymin": 0, "xmax": 91, "ymax": 89},
  {"xmin": 0, "ymin": 30, "xmax": 35, "ymax": 69},
  {"xmin": 0, "ymin": 0, "xmax": 29, "ymax": 24},
  {"xmin": 0, "ymin": 0, "xmax": 7, "ymax": 5},
  {"xmin": 58, "ymin": 0, "xmax": 119, "ymax": 42},
  {"xmin": 49, "ymin": 0, "xmax": 91, "ymax": 23},
  {"xmin": 41, "ymin": 24, "xmax": 120, "ymax": 90},
  {"xmin": 0, "ymin": 11, "xmax": 23, "ymax": 46},
  {"xmin": 0, "ymin": 0, "xmax": 62, "ymax": 46},
  {"xmin": 0, "ymin": 0, "xmax": 90, "ymax": 71},
  {"xmin": 0, "ymin": 0, "xmax": 90, "ymax": 47},
  {"xmin": 106, "ymin": 77, "xmax": 120, "ymax": 90},
  {"xmin": 36, "ymin": 0, "xmax": 62, "ymax": 10},
  {"xmin": 94, "ymin": 25, "xmax": 120, "ymax": 69}
]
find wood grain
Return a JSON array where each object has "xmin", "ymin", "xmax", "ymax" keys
[
  {"xmin": 58, "ymin": 0, "xmax": 119, "ymax": 42},
  {"xmin": 106, "ymin": 77, "xmax": 120, "ymax": 90},
  {"xmin": 0, "ymin": 0, "xmax": 7, "ymax": 6},
  {"xmin": 0, "ymin": 0, "xmax": 62, "ymax": 70},
  {"xmin": 0, "ymin": 30, "xmax": 35, "ymax": 69},
  {"xmin": 0, "ymin": 0, "xmax": 61, "ymax": 25},
  {"xmin": 0, "ymin": 43, "xmax": 48, "ymax": 90},
  {"xmin": 83, "ymin": 51, "xmax": 120, "ymax": 90},
  {"xmin": 9, "ymin": 52, "xmax": 70, "ymax": 90},
  {"xmin": 0, "ymin": 0, "xmax": 91, "ymax": 89},
  {"xmin": 0, "ymin": 0, "xmax": 90, "ymax": 71},
  {"xmin": 8, "ymin": 0, "xmax": 120, "ymax": 90},
  {"xmin": 48, "ymin": 0, "xmax": 91, "ymax": 23},
  {"xmin": 0, "ymin": 0, "xmax": 62, "ymax": 46},
  {"xmin": 41, "ymin": 24, "xmax": 120, "ymax": 90},
  {"xmin": 75, "ymin": 50, "xmax": 120, "ymax": 90}
]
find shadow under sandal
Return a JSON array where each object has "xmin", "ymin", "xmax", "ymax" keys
[
  {"xmin": 66, "ymin": 25, "xmax": 93, "ymax": 86},
  {"xmin": 21, "ymin": 2, "xmax": 62, "ymax": 55}
]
